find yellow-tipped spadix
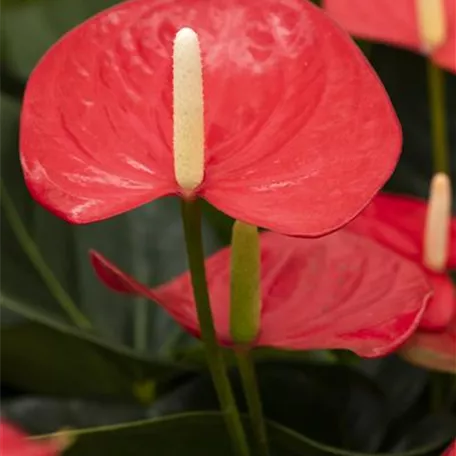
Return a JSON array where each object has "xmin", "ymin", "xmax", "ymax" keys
[
  {"xmin": 423, "ymin": 172, "xmax": 452, "ymax": 271},
  {"xmin": 416, "ymin": 0, "xmax": 447, "ymax": 52}
]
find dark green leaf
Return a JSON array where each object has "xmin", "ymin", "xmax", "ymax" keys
[
  {"xmin": 1, "ymin": 396, "xmax": 146, "ymax": 434},
  {"xmin": 147, "ymin": 361, "xmax": 388, "ymax": 452},
  {"xmin": 388, "ymin": 414, "xmax": 456, "ymax": 452},
  {"xmin": 1, "ymin": 296, "xmax": 194, "ymax": 400},
  {"xmin": 357, "ymin": 356, "xmax": 429, "ymax": 420},
  {"xmin": 370, "ymin": 45, "xmax": 456, "ymax": 198},
  {"xmin": 1, "ymin": 0, "xmax": 121, "ymax": 80},
  {"xmin": 32, "ymin": 412, "xmax": 325, "ymax": 456}
]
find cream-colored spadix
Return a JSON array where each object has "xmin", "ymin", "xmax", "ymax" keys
[
  {"xmin": 423, "ymin": 173, "xmax": 452, "ymax": 272},
  {"xmin": 173, "ymin": 27, "xmax": 204, "ymax": 192},
  {"xmin": 416, "ymin": 0, "xmax": 447, "ymax": 52}
]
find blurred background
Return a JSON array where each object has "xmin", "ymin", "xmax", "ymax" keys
[{"xmin": 1, "ymin": 0, "xmax": 455, "ymax": 454}]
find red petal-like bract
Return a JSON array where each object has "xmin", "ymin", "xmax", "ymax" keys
[
  {"xmin": 21, "ymin": 0, "xmax": 401, "ymax": 236},
  {"xmin": 349, "ymin": 193, "xmax": 456, "ymax": 267},
  {"xmin": 421, "ymin": 274, "xmax": 456, "ymax": 329},
  {"xmin": 324, "ymin": 0, "xmax": 456, "ymax": 73},
  {"xmin": 400, "ymin": 315, "xmax": 456, "ymax": 373},
  {"xmin": 0, "ymin": 420, "xmax": 61, "ymax": 456},
  {"xmin": 441, "ymin": 441, "xmax": 456, "ymax": 456},
  {"xmin": 347, "ymin": 193, "xmax": 456, "ymax": 329},
  {"xmin": 91, "ymin": 230, "xmax": 431, "ymax": 357}
]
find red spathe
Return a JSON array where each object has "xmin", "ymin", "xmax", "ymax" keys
[
  {"xmin": 21, "ymin": 0, "xmax": 401, "ymax": 236},
  {"xmin": 324, "ymin": 0, "xmax": 456, "ymax": 72},
  {"xmin": 91, "ymin": 230, "xmax": 431, "ymax": 357},
  {"xmin": 347, "ymin": 193, "xmax": 456, "ymax": 330},
  {"xmin": 0, "ymin": 420, "xmax": 61, "ymax": 456}
]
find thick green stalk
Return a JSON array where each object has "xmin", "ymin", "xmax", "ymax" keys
[
  {"xmin": 181, "ymin": 199, "xmax": 250, "ymax": 456},
  {"xmin": 427, "ymin": 60, "xmax": 450, "ymax": 174},
  {"xmin": 236, "ymin": 350, "xmax": 270, "ymax": 456},
  {"xmin": 230, "ymin": 221, "xmax": 261, "ymax": 345},
  {"xmin": 0, "ymin": 182, "xmax": 92, "ymax": 330}
]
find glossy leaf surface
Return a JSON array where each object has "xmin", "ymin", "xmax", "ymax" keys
[
  {"xmin": 0, "ymin": 297, "xmax": 193, "ymax": 399},
  {"xmin": 21, "ymin": 0, "xmax": 401, "ymax": 236}
]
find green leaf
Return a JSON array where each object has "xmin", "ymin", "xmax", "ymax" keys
[
  {"xmin": 388, "ymin": 414, "xmax": 456, "ymax": 452},
  {"xmin": 2, "ymin": 396, "xmax": 146, "ymax": 435},
  {"xmin": 32, "ymin": 412, "xmax": 307, "ymax": 456},
  {"xmin": 147, "ymin": 362, "xmax": 388, "ymax": 452},
  {"xmin": 146, "ymin": 360, "xmax": 454, "ymax": 454},
  {"xmin": 1, "ymin": 296, "xmax": 194, "ymax": 401},
  {"xmin": 31, "ymin": 411, "xmax": 452, "ymax": 456},
  {"xmin": 357, "ymin": 356, "xmax": 429, "ymax": 420},
  {"xmin": 0, "ymin": 0, "xmax": 54, "ymax": 10},
  {"xmin": 1, "ymin": 0, "xmax": 121, "ymax": 80},
  {"xmin": 370, "ymin": 45, "xmax": 456, "ymax": 198}
]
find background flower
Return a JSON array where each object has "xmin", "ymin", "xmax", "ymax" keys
[
  {"xmin": 347, "ymin": 192, "xmax": 456, "ymax": 329},
  {"xmin": 324, "ymin": 0, "xmax": 456, "ymax": 72},
  {"xmin": 91, "ymin": 230, "xmax": 431, "ymax": 357},
  {"xmin": 0, "ymin": 420, "xmax": 64, "ymax": 456}
]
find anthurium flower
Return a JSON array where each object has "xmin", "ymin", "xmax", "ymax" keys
[
  {"xmin": 0, "ymin": 420, "xmax": 66, "ymax": 456},
  {"xmin": 400, "ymin": 314, "xmax": 456, "ymax": 373},
  {"xmin": 347, "ymin": 173, "xmax": 456, "ymax": 330},
  {"xmin": 90, "ymin": 229, "xmax": 431, "ymax": 357},
  {"xmin": 20, "ymin": 0, "xmax": 401, "ymax": 237},
  {"xmin": 324, "ymin": 0, "xmax": 456, "ymax": 72},
  {"xmin": 441, "ymin": 440, "xmax": 456, "ymax": 456}
]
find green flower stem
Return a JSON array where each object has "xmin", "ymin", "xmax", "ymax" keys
[
  {"xmin": 180, "ymin": 199, "xmax": 250, "ymax": 456},
  {"xmin": 0, "ymin": 182, "xmax": 92, "ymax": 330},
  {"xmin": 235, "ymin": 349, "xmax": 270, "ymax": 456},
  {"xmin": 427, "ymin": 60, "xmax": 450, "ymax": 174}
]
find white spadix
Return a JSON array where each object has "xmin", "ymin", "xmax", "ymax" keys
[
  {"xmin": 423, "ymin": 172, "xmax": 452, "ymax": 272},
  {"xmin": 416, "ymin": 0, "xmax": 447, "ymax": 52},
  {"xmin": 173, "ymin": 27, "xmax": 205, "ymax": 192}
]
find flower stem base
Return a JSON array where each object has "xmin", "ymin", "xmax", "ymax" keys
[
  {"xmin": 181, "ymin": 199, "xmax": 250, "ymax": 456},
  {"xmin": 236, "ymin": 349, "xmax": 270, "ymax": 456}
]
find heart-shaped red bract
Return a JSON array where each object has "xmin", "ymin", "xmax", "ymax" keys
[
  {"xmin": 347, "ymin": 193, "xmax": 456, "ymax": 266},
  {"xmin": 400, "ymin": 314, "xmax": 456, "ymax": 373},
  {"xmin": 0, "ymin": 420, "xmax": 62, "ymax": 456},
  {"xmin": 324, "ymin": 0, "xmax": 456, "ymax": 73},
  {"xmin": 347, "ymin": 193, "xmax": 456, "ymax": 330},
  {"xmin": 20, "ymin": 0, "xmax": 401, "ymax": 236},
  {"xmin": 91, "ymin": 230, "xmax": 431, "ymax": 357}
]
